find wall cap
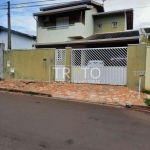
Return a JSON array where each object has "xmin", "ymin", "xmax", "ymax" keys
[
  {"xmin": 128, "ymin": 43, "xmax": 147, "ymax": 46},
  {"xmin": 4, "ymin": 48, "xmax": 56, "ymax": 52},
  {"xmin": 65, "ymin": 47, "xmax": 72, "ymax": 49}
]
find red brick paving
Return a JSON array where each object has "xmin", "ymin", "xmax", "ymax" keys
[{"xmin": 0, "ymin": 80, "xmax": 147, "ymax": 106}]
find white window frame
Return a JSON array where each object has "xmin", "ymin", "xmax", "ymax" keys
[
  {"xmin": 112, "ymin": 22, "xmax": 118, "ymax": 28},
  {"xmin": 96, "ymin": 23, "xmax": 102, "ymax": 29}
]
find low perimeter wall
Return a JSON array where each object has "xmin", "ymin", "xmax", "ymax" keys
[
  {"xmin": 4, "ymin": 49, "xmax": 55, "ymax": 81},
  {"xmin": 145, "ymin": 46, "xmax": 150, "ymax": 90},
  {"xmin": 0, "ymin": 43, "xmax": 5, "ymax": 79},
  {"xmin": 127, "ymin": 44, "xmax": 150, "ymax": 90},
  {"xmin": 4, "ymin": 46, "xmax": 150, "ymax": 90}
]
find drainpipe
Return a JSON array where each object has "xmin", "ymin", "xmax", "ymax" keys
[
  {"xmin": 33, "ymin": 15, "xmax": 38, "ymax": 47},
  {"xmin": 146, "ymin": 34, "xmax": 150, "ymax": 44},
  {"xmin": 124, "ymin": 11, "xmax": 127, "ymax": 31},
  {"xmin": 33, "ymin": 15, "xmax": 37, "ymax": 21},
  {"xmin": 138, "ymin": 73, "xmax": 145, "ymax": 100}
]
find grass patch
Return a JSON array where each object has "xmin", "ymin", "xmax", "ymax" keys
[
  {"xmin": 142, "ymin": 89, "xmax": 150, "ymax": 95},
  {"xmin": 145, "ymin": 99, "xmax": 150, "ymax": 106}
]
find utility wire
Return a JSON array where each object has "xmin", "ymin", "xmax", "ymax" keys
[
  {"xmin": 0, "ymin": 0, "xmax": 150, "ymax": 10},
  {"xmin": 0, "ymin": 3, "xmax": 7, "ymax": 6},
  {"xmin": 0, "ymin": 1, "xmax": 70, "ymax": 10},
  {"xmin": 0, "ymin": 4, "xmax": 7, "ymax": 7},
  {"xmin": 11, "ymin": 0, "xmax": 55, "ymax": 6}
]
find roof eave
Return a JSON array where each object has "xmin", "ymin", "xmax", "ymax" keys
[
  {"xmin": 34, "ymin": 36, "xmax": 140, "ymax": 46},
  {"xmin": 92, "ymin": 8, "xmax": 133, "ymax": 16},
  {"xmin": 0, "ymin": 26, "xmax": 35, "ymax": 39},
  {"xmin": 33, "ymin": 5, "xmax": 93, "ymax": 16},
  {"xmin": 40, "ymin": 0, "xmax": 103, "ymax": 11}
]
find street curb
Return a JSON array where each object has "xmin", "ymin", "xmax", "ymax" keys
[
  {"xmin": 0, "ymin": 87, "xmax": 150, "ymax": 112},
  {"xmin": 0, "ymin": 88, "xmax": 52, "ymax": 97}
]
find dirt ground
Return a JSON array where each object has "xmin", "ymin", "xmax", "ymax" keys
[{"xmin": 0, "ymin": 80, "xmax": 147, "ymax": 106}]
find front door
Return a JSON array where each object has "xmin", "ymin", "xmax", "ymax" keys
[{"xmin": 55, "ymin": 49, "xmax": 66, "ymax": 82}]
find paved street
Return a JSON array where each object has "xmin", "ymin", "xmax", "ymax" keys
[{"xmin": 0, "ymin": 92, "xmax": 150, "ymax": 150}]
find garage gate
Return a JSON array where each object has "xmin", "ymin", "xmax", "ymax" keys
[{"xmin": 71, "ymin": 47, "xmax": 128, "ymax": 85}]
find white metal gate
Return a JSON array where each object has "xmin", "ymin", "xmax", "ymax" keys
[
  {"xmin": 71, "ymin": 47, "xmax": 127, "ymax": 85},
  {"xmin": 55, "ymin": 49, "xmax": 66, "ymax": 81}
]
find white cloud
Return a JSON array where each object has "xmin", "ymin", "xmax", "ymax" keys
[{"xmin": 11, "ymin": 15, "xmax": 36, "ymax": 31}]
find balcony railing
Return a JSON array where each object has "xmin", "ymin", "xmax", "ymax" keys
[{"xmin": 42, "ymin": 24, "xmax": 75, "ymax": 30}]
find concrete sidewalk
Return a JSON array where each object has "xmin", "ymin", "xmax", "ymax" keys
[{"xmin": 0, "ymin": 80, "xmax": 147, "ymax": 106}]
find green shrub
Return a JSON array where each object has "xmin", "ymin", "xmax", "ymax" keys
[
  {"xmin": 145, "ymin": 99, "xmax": 150, "ymax": 106},
  {"xmin": 142, "ymin": 89, "xmax": 150, "ymax": 95}
]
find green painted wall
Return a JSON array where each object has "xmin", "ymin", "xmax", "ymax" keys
[
  {"xmin": 4, "ymin": 49, "xmax": 55, "ymax": 81},
  {"xmin": 94, "ymin": 14, "xmax": 125, "ymax": 34},
  {"xmin": 127, "ymin": 44, "xmax": 147, "ymax": 89},
  {"xmin": 148, "ymin": 37, "xmax": 150, "ymax": 46},
  {"xmin": 145, "ymin": 46, "xmax": 150, "ymax": 90},
  {"xmin": 65, "ymin": 47, "xmax": 71, "ymax": 82}
]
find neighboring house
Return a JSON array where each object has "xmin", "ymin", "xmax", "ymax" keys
[
  {"xmin": 33, "ymin": 0, "xmax": 139, "ymax": 48},
  {"xmin": 0, "ymin": 26, "xmax": 36, "ymax": 50},
  {"xmin": 140, "ymin": 28, "xmax": 150, "ymax": 46}
]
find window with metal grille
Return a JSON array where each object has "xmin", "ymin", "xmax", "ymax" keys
[
  {"xmin": 56, "ymin": 17, "xmax": 69, "ymax": 29},
  {"xmin": 56, "ymin": 50, "xmax": 63, "ymax": 61},
  {"xmin": 112, "ymin": 22, "xmax": 118, "ymax": 28}
]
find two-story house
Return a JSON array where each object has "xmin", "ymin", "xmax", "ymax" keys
[{"xmin": 33, "ymin": 0, "xmax": 139, "ymax": 48}]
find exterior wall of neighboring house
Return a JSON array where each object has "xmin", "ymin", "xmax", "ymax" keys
[
  {"xmin": 148, "ymin": 37, "xmax": 150, "ymax": 46},
  {"xmin": 0, "ymin": 31, "xmax": 35, "ymax": 50},
  {"xmin": 94, "ymin": 13, "xmax": 125, "ymax": 34},
  {"xmin": 145, "ymin": 46, "xmax": 150, "ymax": 90},
  {"xmin": 127, "ymin": 43, "xmax": 147, "ymax": 89},
  {"xmin": 37, "ymin": 8, "xmax": 97, "ymax": 43},
  {"xmin": 4, "ymin": 49, "xmax": 55, "ymax": 81},
  {"xmin": 0, "ymin": 43, "xmax": 4, "ymax": 79}
]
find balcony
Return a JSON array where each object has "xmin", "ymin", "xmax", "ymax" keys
[
  {"xmin": 46, "ymin": 24, "xmax": 74, "ymax": 30},
  {"xmin": 37, "ymin": 22, "xmax": 87, "ymax": 43}
]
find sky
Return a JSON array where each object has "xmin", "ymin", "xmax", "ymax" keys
[{"xmin": 0, "ymin": 0, "xmax": 150, "ymax": 36}]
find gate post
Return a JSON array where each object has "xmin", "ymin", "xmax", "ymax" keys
[
  {"xmin": 127, "ymin": 44, "xmax": 147, "ymax": 89},
  {"xmin": 0, "ymin": 43, "xmax": 5, "ymax": 80},
  {"xmin": 66, "ymin": 47, "xmax": 72, "ymax": 83},
  {"xmin": 145, "ymin": 46, "xmax": 150, "ymax": 90}
]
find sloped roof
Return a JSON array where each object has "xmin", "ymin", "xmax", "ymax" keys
[
  {"xmin": 85, "ymin": 30, "xmax": 139, "ymax": 40},
  {"xmin": 0, "ymin": 26, "xmax": 36, "ymax": 39},
  {"xmin": 92, "ymin": 8, "xmax": 133, "ymax": 16},
  {"xmin": 144, "ymin": 28, "xmax": 150, "ymax": 33},
  {"xmin": 34, "ymin": 5, "xmax": 93, "ymax": 16},
  {"xmin": 34, "ymin": 30, "xmax": 139, "ymax": 47},
  {"xmin": 40, "ymin": 0, "xmax": 104, "ymax": 12}
]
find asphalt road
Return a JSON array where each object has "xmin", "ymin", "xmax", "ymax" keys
[{"xmin": 0, "ymin": 92, "xmax": 150, "ymax": 150}]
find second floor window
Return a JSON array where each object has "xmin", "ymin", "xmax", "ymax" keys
[
  {"xmin": 56, "ymin": 17, "xmax": 69, "ymax": 29},
  {"xmin": 112, "ymin": 22, "xmax": 118, "ymax": 28},
  {"xmin": 97, "ymin": 23, "xmax": 102, "ymax": 29}
]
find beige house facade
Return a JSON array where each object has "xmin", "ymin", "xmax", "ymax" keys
[{"xmin": 33, "ymin": 0, "xmax": 136, "ymax": 48}]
